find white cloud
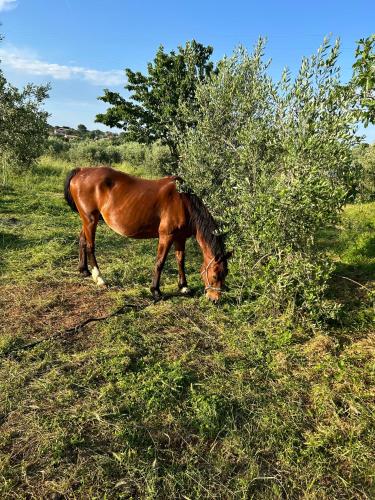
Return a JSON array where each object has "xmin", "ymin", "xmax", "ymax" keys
[
  {"xmin": 0, "ymin": 46, "xmax": 124, "ymax": 86},
  {"xmin": 0, "ymin": 0, "xmax": 17, "ymax": 12}
]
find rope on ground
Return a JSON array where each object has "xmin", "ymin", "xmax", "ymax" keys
[
  {"xmin": 336, "ymin": 274, "xmax": 374, "ymax": 294},
  {"xmin": 3, "ymin": 300, "xmax": 152, "ymax": 358}
]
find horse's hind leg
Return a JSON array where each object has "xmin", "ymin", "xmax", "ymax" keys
[
  {"xmin": 82, "ymin": 212, "xmax": 106, "ymax": 286},
  {"xmin": 174, "ymin": 238, "xmax": 190, "ymax": 294},
  {"xmin": 78, "ymin": 229, "xmax": 90, "ymax": 277}
]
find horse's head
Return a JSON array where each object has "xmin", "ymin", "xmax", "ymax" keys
[{"xmin": 201, "ymin": 251, "xmax": 232, "ymax": 303}]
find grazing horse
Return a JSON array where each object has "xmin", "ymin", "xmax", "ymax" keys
[{"xmin": 64, "ymin": 166, "xmax": 231, "ymax": 302}]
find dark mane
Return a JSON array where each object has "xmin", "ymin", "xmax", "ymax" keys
[{"xmin": 184, "ymin": 193, "xmax": 226, "ymax": 259}]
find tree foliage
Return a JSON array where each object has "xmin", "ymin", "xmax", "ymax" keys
[
  {"xmin": 353, "ymin": 143, "xmax": 375, "ymax": 201},
  {"xmin": 96, "ymin": 40, "xmax": 215, "ymax": 163},
  {"xmin": 178, "ymin": 38, "xmax": 360, "ymax": 318},
  {"xmin": 0, "ymin": 35, "xmax": 50, "ymax": 178},
  {"xmin": 77, "ymin": 123, "xmax": 88, "ymax": 136},
  {"xmin": 352, "ymin": 34, "xmax": 375, "ymax": 126}
]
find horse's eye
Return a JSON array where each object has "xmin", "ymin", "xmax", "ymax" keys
[{"xmin": 212, "ymin": 275, "xmax": 217, "ymax": 280}]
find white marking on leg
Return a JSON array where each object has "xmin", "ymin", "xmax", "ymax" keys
[
  {"xmin": 96, "ymin": 276, "xmax": 106, "ymax": 286},
  {"xmin": 180, "ymin": 287, "xmax": 190, "ymax": 295},
  {"xmin": 92, "ymin": 266, "xmax": 99, "ymax": 283},
  {"xmin": 92, "ymin": 266, "xmax": 106, "ymax": 286}
]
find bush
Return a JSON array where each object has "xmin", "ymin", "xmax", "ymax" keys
[
  {"xmin": 46, "ymin": 136, "xmax": 71, "ymax": 158},
  {"xmin": 116, "ymin": 141, "xmax": 174, "ymax": 175},
  {"xmin": 354, "ymin": 143, "xmax": 375, "ymax": 201},
  {"xmin": 117, "ymin": 141, "xmax": 146, "ymax": 166},
  {"xmin": 44, "ymin": 134, "xmax": 174, "ymax": 176},
  {"xmin": 67, "ymin": 139, "xmax": 122, "ymax": 165},
  {"xmin": 144, "ymin": 142, "xmax": 174, "ymax": 176},
  {"xmin": 178, "ymin": 39, "xmax": 360, "ymax": 319}
]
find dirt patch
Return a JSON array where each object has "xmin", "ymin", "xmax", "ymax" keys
[
  {"xmin": 0, "ymin": 279, "xmax": 114, "ymax": 341},
  {"xmin": 0, "ymin": 217, "xmax": 21, "ymax": 226}
]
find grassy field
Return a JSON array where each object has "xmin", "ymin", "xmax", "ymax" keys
[{"xmin": 1, "ymin": 157, "xmax": 374, "ymax": 499}]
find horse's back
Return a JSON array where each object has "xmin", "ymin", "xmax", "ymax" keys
[
  {"xmin": 70, "ymin": 166, "xmax": 189, "ymax": 239},
  {"xmin": 71, "ymin": 166, "xmax": 132, "ymax": 193},
  {"xmin": 71, "ymin": 166, "xmax": 177, "ymax": 194}
]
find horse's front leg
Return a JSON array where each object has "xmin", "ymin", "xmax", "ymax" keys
[
  {"xmin": 174, "ymin": 238, "xmax": 190, "ymax": 294},
  {"xmin": 151, "ymin": 234, "xmax": 173, "ymax": 301}
]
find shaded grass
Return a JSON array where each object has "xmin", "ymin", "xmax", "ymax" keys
[
  {"xmin": 0, "ymin": 158, "xmax": 374, "ymax": 498},
  {"xmin": 319, "ymin": 202, "xmax": 375, "ymax": 281}
]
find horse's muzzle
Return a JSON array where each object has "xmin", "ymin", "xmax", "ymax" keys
[{"xmin": 206, "ymin": 290, "xmax": 221, "ymax": 303}]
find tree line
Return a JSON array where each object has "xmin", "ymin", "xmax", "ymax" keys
[{"xmin": 1, "ymin": 33, "xmax": 373, "ymax": 173}]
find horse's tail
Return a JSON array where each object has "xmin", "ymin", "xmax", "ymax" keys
[{"xmin": 64, "ymin": 168, "xmax": 81, "ymax": 213}]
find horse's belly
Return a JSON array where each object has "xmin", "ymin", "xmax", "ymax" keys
[{"xmin": 103, "ymin": 213, "xmax": 159, "ymax": 239}]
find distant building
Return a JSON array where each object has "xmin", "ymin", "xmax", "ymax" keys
[
  {"xmin": 48, "ymin": 125, "xmax": 117, "ymax": 140},
  {"xmin": 49, "ymin": 126, "xmax": 78, "ymax": 140}
]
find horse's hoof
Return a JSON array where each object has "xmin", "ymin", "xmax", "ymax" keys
[
  {"xmin": 180, "ymin": 286, "xmax": 191, "ymax": 295},
  {"xmin": 92, "ymin": 267, "xmax": 106, "ymax": 286},
  {"xmin": 96, "ymin": 277, "xmax": 106, "ymax": 287},
  {"xmin": 152, "ymin": 290, "xmax": 163, "ymax": 302},
  {"xmin": 80, "ymin": 269, "xmax": 91, "ymax": 277}
]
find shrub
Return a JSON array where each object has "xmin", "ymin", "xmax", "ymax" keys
[
  {"xmin": 178, "ymin": 38, "xmax": 360, "ymax": 319},
  {"xmin": 67, "ymin": 139, "xmax": 122, "ymax": 165},
  {"xmin": 353, "ymin": 143, "xmax": 375, "ymax": 201},
  {"xmin": 44, "ymin": 136, "xmax": 173, "ymax": 177},
  {"xmin": 117, "ymin": 141, "xmax": 147, "ymax": 166},
  {"xmin": 144, "ymin": 142, "xmax": 174, "ymax": 176},
  {"xmin": 117, "ymin": 141, "xmax": 174, "ymax": 175},
  {"xmin": 46, "ymin": 136, "xmax": 71, "ymax": 158}
]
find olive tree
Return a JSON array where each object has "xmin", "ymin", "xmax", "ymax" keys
[
  {"xmin": 0, "ymin": 35, "xmax": 50, "ymax": 182},
  {"xmin": 352, "ymin": 34, "xmax": 375, "ymax": 126},
  {"xmin": 354, "ymin": 143, "xmax": 375, "ymax": 201},
  {"xmin": 178, "ymin": 38, "xmax": 360, "ymax": 318}
]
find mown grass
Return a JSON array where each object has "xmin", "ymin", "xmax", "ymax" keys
[{"xmin": 0, "ymin": 157, "xmax": 374, "ymax": 499}]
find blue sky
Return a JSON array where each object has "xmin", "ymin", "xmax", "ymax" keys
[{"xmin": 0, "ymin": 0, "xmax": 374, "ymax": 141}]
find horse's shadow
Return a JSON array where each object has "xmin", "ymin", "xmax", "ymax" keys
[{"xmin": 158, "ymin": 288, "xmax": 198, "ymax": 302}]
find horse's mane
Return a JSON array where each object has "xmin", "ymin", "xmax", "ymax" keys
[{"xmin": 184, "ymin": 193, "xmax": 226, "ymax": 259}]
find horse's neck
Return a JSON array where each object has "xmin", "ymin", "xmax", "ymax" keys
[
  {"xmin": 183, "ymin": 193, "xmax": 217, "ymax": 264},
  {"xmin": 195, "ymin": 228, "xmax": 215, "ymax": 265}
]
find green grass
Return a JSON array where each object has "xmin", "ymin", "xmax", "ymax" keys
[{"xmin": 0, "ymin": 158, "xmax": 374, "ymax": 498}]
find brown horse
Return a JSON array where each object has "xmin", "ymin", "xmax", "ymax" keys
[{"xmin": 64, "ymin": 166, "xmax": 231, "ymax": 302}]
